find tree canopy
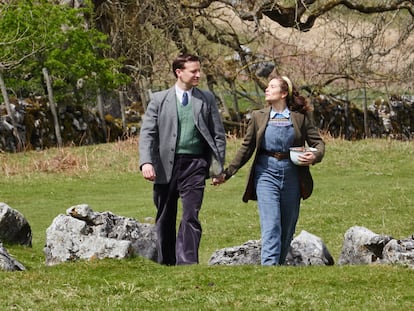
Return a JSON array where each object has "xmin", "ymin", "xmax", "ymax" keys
[{"xmin": 0, "ymin": 0, "xmax": 129, "ymax": 103}]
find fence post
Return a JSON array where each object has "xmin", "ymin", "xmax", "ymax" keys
[
  {"xmin": 0, "ymin": 72, "xmax": 23, "ymax": 151},
  {"xmin": 42, "ymin": 67, "xmax": 63, "ymax": 147}
]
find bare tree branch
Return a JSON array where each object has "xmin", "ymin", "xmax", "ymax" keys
[
  {"xmin": 60, "ymin": 1, "xmax": 414, "ymax": 110},
  {"xmin": 0, "ymin": 48, "xmax": 42, "ymax": 72},
  {"xmin": 182, "ymin": 1, "xmax": 414, "ymax": 31}
]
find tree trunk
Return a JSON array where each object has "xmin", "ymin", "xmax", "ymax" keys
[
  {"xmin": 42, "ymin": 68, "xmax": 63, "ymax": 147},
  {"xmin": 230, "ymin": 80, "xmax": 241, "ymax": 122},
  {"xmin": 344, "ymin": 79, "xmax": 349, "ymax": 139},
  {"xmin": 96, "ymin": 88, "xmax": 108, "ymax": 142},
  {"xmin": 218, "ymin": 92, "xmax": 230, "ymax": 118},
  {"xmin": 138, "ymin": 78, "xmax": 150, "ymax": 111},
  {"xmin": 118, "ymin": 89, "xmax": 127, "ymax": 133},
  {"xmin": 0, "ymin": 72, "xmax": 23, "ymax": 152},
  {"xmin": 363, "ymin": 85, "xmax": 369, "ymax": 138}
]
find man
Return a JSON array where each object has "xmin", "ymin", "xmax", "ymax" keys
[{"xmin": 139, "ymin": 54, "xmax": 226, "ymax": 265}]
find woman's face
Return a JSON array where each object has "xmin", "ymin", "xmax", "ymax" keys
[{"xmin": 265, "ymin": 78, "xmax": 287, "ymax": 103}]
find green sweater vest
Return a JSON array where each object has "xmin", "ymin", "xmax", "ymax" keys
[{"xmin": 175, "ymin": 99, "xmax": 206, "ymax": 155}]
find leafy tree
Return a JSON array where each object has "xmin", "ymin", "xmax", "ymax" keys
[
  {"xmin": 0, "ymin": 0, "xmax": 129, "ymax": 104},
  {"xmin": 1, "ymin": 0, "xmax": 130, "ymax": 150}
]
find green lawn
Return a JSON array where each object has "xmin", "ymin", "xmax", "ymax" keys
[{"xmin": 1, "ymin": 137, "xmax": 413, "ymax": 310}]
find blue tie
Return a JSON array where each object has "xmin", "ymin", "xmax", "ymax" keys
[{"xmin": 182, "ymin": 92, "xmax": 188, "ymax": 106}]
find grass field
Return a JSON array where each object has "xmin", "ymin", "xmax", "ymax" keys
[{"xmin": 1, "ymin": 137, "xmax": 413, "ymax": 310}]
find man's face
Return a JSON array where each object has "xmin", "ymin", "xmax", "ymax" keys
[{"xmin": 176, "ymin": 61, "xmax": 201, "ymax": 89}]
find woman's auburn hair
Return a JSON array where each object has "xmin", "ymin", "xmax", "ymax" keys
[{"xmin": 267, "ymin": 75, "xmax": 313, "ymax": 113}]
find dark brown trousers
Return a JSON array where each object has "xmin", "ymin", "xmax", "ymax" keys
[{"xmin": 153, "ymin": 154, "xmax": 208, "ymax": 265}]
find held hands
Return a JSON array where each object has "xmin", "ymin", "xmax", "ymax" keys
[{"xmin": 211, "ymin": 173, "xmax": 226, "ymax": 186}]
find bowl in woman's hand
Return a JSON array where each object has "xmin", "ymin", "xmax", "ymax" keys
[{"xmin": 289, "ymin": 147, "xmax": 317, "ymax": 166}]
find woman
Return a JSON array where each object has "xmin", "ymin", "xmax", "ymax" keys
[{"xmin": 223, "ymin": 76, "xmax": 325, "ymax": 265}]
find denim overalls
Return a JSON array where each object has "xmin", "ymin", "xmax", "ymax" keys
[{"xmin": 254, "ymin": 109, "xmax": 301, "ymax": 265}]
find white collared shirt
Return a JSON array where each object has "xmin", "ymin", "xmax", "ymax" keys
[{"xmin": 270, "ymin": 107, "xmax": 290, "ymax": 119}]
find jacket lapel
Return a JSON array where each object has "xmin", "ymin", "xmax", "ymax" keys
[
  {"xmin": 256, "ymin": 106, "xmax": 271, "ymax": 146},
  {"xmin": 163, "ymin": 87, "xmax": 178, "ymax": 123},
  {"xmin": 191, "ymin": 88, "xmax": 204, "ymax": 126},
  {"xmin": 290, "ymin": 111, "xmax": 304, "ymax": 139}
]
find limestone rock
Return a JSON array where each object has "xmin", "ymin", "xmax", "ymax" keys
[
  {"xmin": 0, "ymin": 202, "xmax": 32, "ymax": 246},
  {"xmin": 0, "ymin": 242, "xmax": 26, "ymax": 271},
  {"xmin": 209, "ymin": 230, "xmax": 333, "ymax": 266},
  {"xmin": 44, "ymin": 204, "xmax": 157, "ymax": 266},
  {"xmin": 208, "ymin": 240, "xmax": 261, "ymax": 265},
  {"xmin": 285, "ymin": 230, "xmax": 334, "ymax": 266},
  {"xmin": 338, "ymin": 226, "xmax": 393, "ymax": 265},
  {"xmin": 381, "ymin": 236, "xmax": 414, "ymax": 268}
]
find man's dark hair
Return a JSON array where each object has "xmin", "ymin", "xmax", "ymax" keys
[{"xmin": 172, "ymin": 54, "xmax": 200, "ymax": 78}]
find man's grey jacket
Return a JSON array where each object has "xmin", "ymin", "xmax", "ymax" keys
[{"xmin": 139, "ymin": 86, "xmax": 226, "ymax": 184}]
